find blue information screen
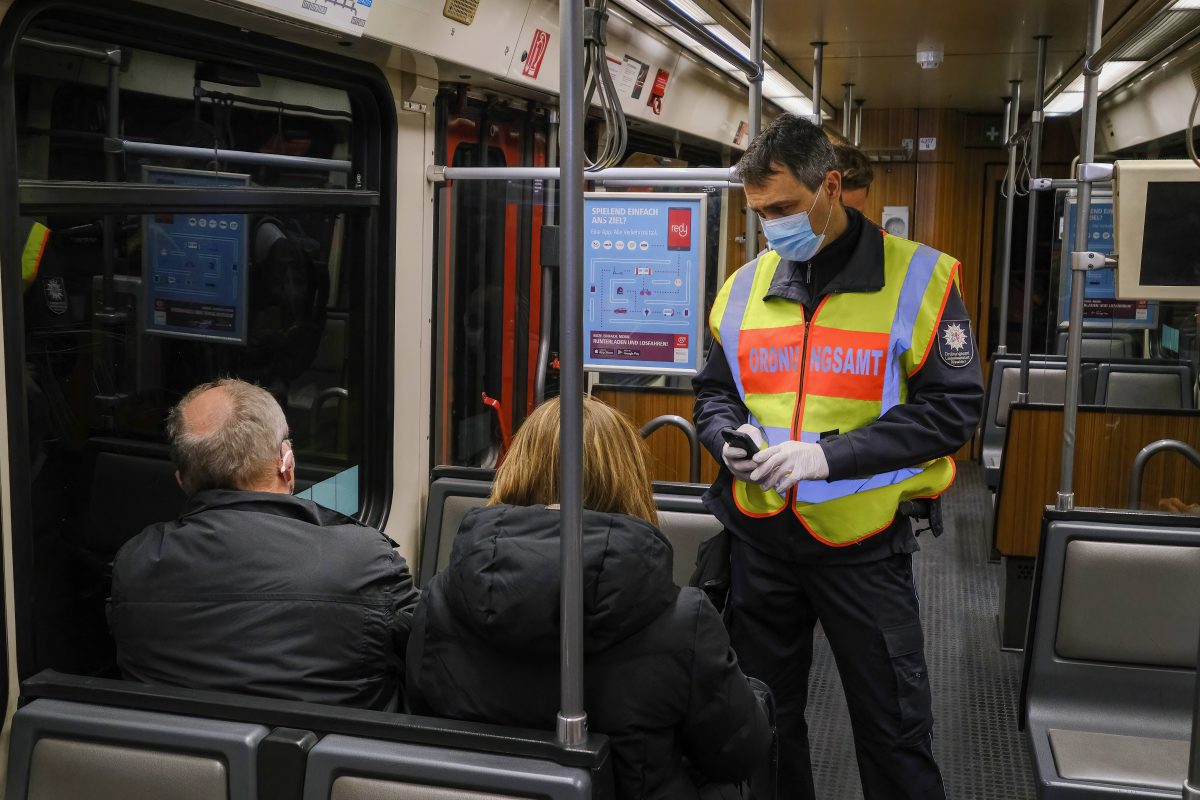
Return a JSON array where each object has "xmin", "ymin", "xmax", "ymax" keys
[
  {"xmin": 143, "ymin": 166, "xmax": 250, "ymax": 343},
  {"xmin": 583, "ymin": 193, "xmax": 707, "ymax": 375},
  {"xmin": 1058, "ymin": 196, "xmax": 1157, "ymax": 330}
]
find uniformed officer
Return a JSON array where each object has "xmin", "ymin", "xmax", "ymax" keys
[{"xmin": 693, "ymin": 114, "xmax": 983, "ymax": 799}]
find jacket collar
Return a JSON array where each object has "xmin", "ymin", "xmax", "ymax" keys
[
  {"xmin": 765, "ymin": 210, "xmax": 886, "ymax": 305},
  {"xmin": 180, "ymin": 488, "xmax": 348, "ymax": 527}
]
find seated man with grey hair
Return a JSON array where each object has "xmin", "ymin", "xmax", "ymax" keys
[{"xmin": 109, "ymin": 378, "xmax": 418, "ymax": 710}]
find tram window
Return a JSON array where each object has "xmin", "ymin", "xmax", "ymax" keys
[{"xmin": 6, "ymin": 10, "xmax": 391, "ymax": 676}]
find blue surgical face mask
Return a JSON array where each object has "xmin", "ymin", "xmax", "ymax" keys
[{"xmin": 759, "ymin": 189, "xmax": 833, "ymax": 263}]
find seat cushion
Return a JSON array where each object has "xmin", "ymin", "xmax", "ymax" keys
[{"xmin": 1048, "ymin": 728, "xmax": 1188, "ymax": 791}]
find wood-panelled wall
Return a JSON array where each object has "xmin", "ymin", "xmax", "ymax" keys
[
  {"xmin": 593, "ymin": 386, "xmax": 721, "ymax": 484},
  {"xmin": 994, "ymin": 405, "xmax": 1200, "ymax": 558}
]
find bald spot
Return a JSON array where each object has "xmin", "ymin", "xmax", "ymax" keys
[{"xmin": 180, "ymin": 386, "xmax": 236, "ymax": 439}]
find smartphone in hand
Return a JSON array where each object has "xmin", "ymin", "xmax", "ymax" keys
[{"xmin": 720, "ymin": 427, "xmax": 761, "ymax": 455}]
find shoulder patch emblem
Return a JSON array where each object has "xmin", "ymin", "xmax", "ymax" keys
[
  {"xmin": 42, "ymin": 276, "xmax": 68, "ymax": 316},
  {"xmin": 937, "ymin": 319, "xmax": 974, "ymax": 368}
]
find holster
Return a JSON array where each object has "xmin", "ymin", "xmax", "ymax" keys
[{"xmin": 898, "ymin": 497, "xmax": 944, "ymax": 537}]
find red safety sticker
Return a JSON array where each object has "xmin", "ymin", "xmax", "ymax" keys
[{"xmin": 523, "ymin": 29, "xmax": 550, "ymax": 79}]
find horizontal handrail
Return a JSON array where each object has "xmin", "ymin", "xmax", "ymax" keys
[
  {"xmin": 427, "ymin": 165, "xmax": 736, "ymax": 183},
  {"xmin": 1127, "ymin": 439, "xmax": 1200, "ymax": 509},
  {"xmin": 20, "ymin": 35, "xmax": 120, "ymax": 64},
  {"xmin": 117, "ymin": 140, "xmax": 352, "ymax": 173}
]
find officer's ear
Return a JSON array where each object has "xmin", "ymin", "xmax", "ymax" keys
[{"xmin": 824, "ymin": 170, "xmax": 843, "ymax": 203}]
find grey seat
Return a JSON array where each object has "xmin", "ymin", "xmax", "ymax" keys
[
  {"xmin": 5, "ymin": 698, "xmax": 268, "ymax": 800},
  {"xmin": 1094, "ymin": 362, "xmax": 1193, "ymax": 410},
  {"xmin": 1056, "ymin": 331, "xmax": 1136, "ymax": 359},
  {"xmin": 981, "ymin": 358, "xmax": 1071, "ymax": 491},
  {"xmin": 419, "ymin": 472, "xmax": 720, "ymax": 588},
  {"xmin": 302, "ymin": 735, "xmax": 595, "ymax": 800},
  {"xmin": 1023, "ymin": 515, "xmax": 1200, "ymax": 798}
]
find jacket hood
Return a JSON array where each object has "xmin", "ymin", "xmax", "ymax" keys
[{"xmin": 441, "ymin": 504, "xmax": 678, "ymax": 654}]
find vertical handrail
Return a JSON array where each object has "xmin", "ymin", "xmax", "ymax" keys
[
  {"xmin": 810, "ymin": 41, "xmax": 827, "ymax": 126},
  {"xmin": 1187, "ymin": 626, "xmax": 1200, "ymax": 799},
  {"xmin": 854, "ymin": 99, "xmax": 865, "ymax": 147},
  {"xmin": 1018, "ymin": 37, "xmax": 1050, "ymax": 402},
  {"xmin": 842, "ymin": 83, "xmax": 854, "ymax": 139},
  {"xmin": 640, "ymin": 415, "xmax": 701, "ymax": 484},
  {"xmin": 1125, "ymin": 439, "xmax": 1200, "ymax": 509},
  {"xmin": 1058, "ymin": 0, "xmax": 1104, "ymax": 511},
  {"xmin": 996, "ymin": 80, "xmax": 1021, "ymax": 356},
  {"xmin": 556, "ymin": 0, "xmax": 587, "ymax": 748},
  {"xmin": 535, "ymin": 110, "xmax": 559, "ymax": 405},
  {"xmin": 743, "ymin": 0, "xmax": 764, "ymax": 264}
]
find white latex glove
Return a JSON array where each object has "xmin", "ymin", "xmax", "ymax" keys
[
  {"xmin": 721, "ymin": 424, "xmax": 764, "ymax": 482},
  {"xmin": 750, "ymin": 441, "xmax": 829, "ymax": 494}
]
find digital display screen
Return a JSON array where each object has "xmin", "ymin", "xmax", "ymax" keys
[{"xmin": 1140, "ymin": 181, "xmax": 1200, "ymax": 286}]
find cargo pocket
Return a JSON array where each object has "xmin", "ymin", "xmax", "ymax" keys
[{"xmin": 882, "ymin": 621, "xmax": 933, "ymax": 743}]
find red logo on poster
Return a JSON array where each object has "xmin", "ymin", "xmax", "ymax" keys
[
  {"xmin": 523, "ymin": 29, "xmax": 551, "ymax": 79},
  {"xmin": 668, "ymin": 207, "xmax": 691, "ymax": 250},
  {"xmin": 674, "ymin": 334, "xmax": 689, "ymax": 348}
]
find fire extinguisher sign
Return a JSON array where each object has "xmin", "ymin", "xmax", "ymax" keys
[
  {"xmin": 582, "ymin": 192, "xmax": 708, "ymax": 376},
  {"xmin": 522, "ymin": 29, "xmax": 550, "ymax": 79}
]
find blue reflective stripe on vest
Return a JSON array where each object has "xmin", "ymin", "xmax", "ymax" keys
[
  {"xmin": 794, "ymin": 466, "xmax": 923, "ymax": 503},
  {"xmin": 882, "ymin": 244, "xmax": 942, "ymax": 411},
  {"xmin": 718, "ymin": 265, "xmax": 759, "ymax": 400}
]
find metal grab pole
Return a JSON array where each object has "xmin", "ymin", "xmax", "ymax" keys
[
  {"xmin": 556, "ymin": 0, "xmax": 587, "ymax": 749},
  {"xmin": 854, "ymin": 99, "xmax": 865, "ymax": 147},
  {"xmin": 1057, "ymin": 0, "xmax": 1104, "ymax": 512},
  {"xmin": 1018, "ymin": 37, "xmax": 1050, "ymax": 403},
  {"xmin": 997, "ymin": 80, "xmax": 1021, "ymax": 356},
  {"xmin": 1187, "ymin": 627, "xmax": 1200, "ymax": 800},
  {"xmin": 429, "ymin": 165, "xmax": 735, "ymax": 182},
  {"xmin": 811, "ymin": 42, "xmax": 827, "ymax": 126},
  {"xmin": 842, "ymin": 84, "xmax": 854, "ymax": 138},
  {"xmin": 744, "ymin": 0, "xmax": 763, "ymax": 264},
  {"xmin": 535, "ymin": 110, "xmax": 559, "ymax": 406},
  {"xmin": 119, "ymin": 140, "xmax": 352, "ymax": 173}
]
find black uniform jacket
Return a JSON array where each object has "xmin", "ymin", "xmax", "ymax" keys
[
  {"xmin": 109, "ymin": 489, "xmax": 419, "ymax": 710},
  {"xmin": 406, "ymin": 504, "xmax": 772, "ymax": 800},
  {"xmin": 693, "ymin": 210, "xmax": 985, "ymax": 563}
]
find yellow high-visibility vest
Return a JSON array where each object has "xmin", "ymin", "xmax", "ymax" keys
[
  {"xmin": 708, "ymin": 235, "xmax": 960, "ymax": 546},
  {"xmin": 21, "ymin": 221, "xmax": 50, "ymax": 290}
]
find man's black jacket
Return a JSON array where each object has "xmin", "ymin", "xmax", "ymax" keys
[
  {"xmin": 109, "ymin": 489, "xmax": 419, "ymax": 710},
  {"xmin": 407, "ymin": 504, "xmax": 772, "ymax": 800},
  {"xmin": 693, "ymin": 210, "xmax": 984, "ymax": 563}
]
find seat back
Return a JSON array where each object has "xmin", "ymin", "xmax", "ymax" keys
[
  {"xmin": 981, "ymin": 357, "xmax": 1072, "ymax": 489},
  {"xmin": 420, "ymin": 471, "xmax": 720, "ymax": 588},
  {"xmin": 5, "ymin": 698, "xmax": 267, "ymax": 800},
  {"xmin": 1056, "ymin": 330, "xmax": 1136, "ymax": 359},
  {"xmin": 84, "ymin": 440, "xmax": 185, "ymax": 555},
  {"xmin": 1022, "ymin": 515, "xmax": 1200, "ymax": 743},
  {"xmin": 302, "ymin": 735, "xmax": 595, "ymax": 800},
  {"xmin": 1095, "ymin": 361, "xmax": 1193, "ymax": 409}
]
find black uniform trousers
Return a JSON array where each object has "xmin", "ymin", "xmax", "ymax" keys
[{"xmin": 727, "ymin": 535, "xmax": 946, "ymax": 800}]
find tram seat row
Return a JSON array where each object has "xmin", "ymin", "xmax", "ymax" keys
[
  {"xmin": 1054, "ymin": 331, "xmax": 1138, "ymax": 359},
  {"xmin": 981, "ymin": 357, "xmax": 1194, "ymax": 489},
  {"xmin": 1023, "ymin": 512, "xmax": 1199, "ymax": 799},
  {"xmin": 7, "ymin": 682, "xmax": 606, "ymax": 800},
  {"xmin": 419, "ymin": 466, "xmax": 721, "ymax": 588}
]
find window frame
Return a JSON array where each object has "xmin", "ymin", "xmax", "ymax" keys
[{"xmin": 0, "ymin": 0, "xmax": 398, "ymax": 682}]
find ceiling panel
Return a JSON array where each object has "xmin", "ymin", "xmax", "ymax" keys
[{"xmin": 713, "ymin": 0, "xmax": 1140, "ymax": 110}]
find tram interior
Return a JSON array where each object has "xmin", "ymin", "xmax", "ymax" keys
[{"xmin": 3, "ymin": 0, "xmax": 1200, "ymax": 798}]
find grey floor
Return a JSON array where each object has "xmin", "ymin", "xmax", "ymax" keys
[{"xmin": 806, "ymin": 463, "xmax": 1035, "ymax": 799}]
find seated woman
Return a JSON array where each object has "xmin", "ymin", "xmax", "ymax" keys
[{"xmin": 407, "ymin": 396, "xmax": 772, "ymax": 800}]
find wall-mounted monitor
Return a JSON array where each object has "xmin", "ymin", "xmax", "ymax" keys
[{"xmin": 1114, "ymin": 159, "xmax": 1200, "ymax": 300}]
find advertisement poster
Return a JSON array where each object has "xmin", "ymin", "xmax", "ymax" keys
[
  {"xmin": 584, "ymin": 193, "xmax": 707, "ymax": 375},
  {"xmin": 1058, "ymin": 196, "xmax": 1156, "ymax": 330},
  {"xmin": 142, "ymin": 166, "xmax": 250, "ymax": 344}
]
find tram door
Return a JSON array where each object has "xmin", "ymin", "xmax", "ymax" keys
[{"xmin": 434, "ymin": 98, "xmax": 547, "ymax": 467}]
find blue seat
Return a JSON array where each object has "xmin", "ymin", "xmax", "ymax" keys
[{"xmin": 1022, "ymin": 512, "xmax": 1200, "ymax": 798}]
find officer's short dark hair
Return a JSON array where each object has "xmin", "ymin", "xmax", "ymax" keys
[
  {"xmin": 834, "ymin": 142, "xmax": 874, "ymax": 191},
  {"xmin": 736, "ymin": 114, "xmax": 838, "ymax": 191}
]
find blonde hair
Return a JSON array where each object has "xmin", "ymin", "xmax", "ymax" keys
[{"xmin": 489, "ymin": 396, "xmax": 659, "ymax": 526}]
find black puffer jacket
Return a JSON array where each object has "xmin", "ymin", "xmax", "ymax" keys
[
  {"xmin": 109, "ymin": 490, "xmax": 419, "ymax": 710},
  {"xmin": 406, "ymin": 504, "xmax": 771, "ymax": 799}
]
